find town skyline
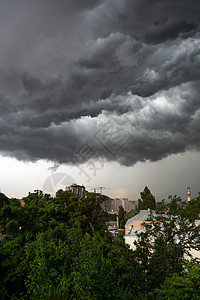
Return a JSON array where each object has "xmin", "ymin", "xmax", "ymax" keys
[{"xmin": 1, "ymin": 151, "xmax": 199, "ymax": 203}]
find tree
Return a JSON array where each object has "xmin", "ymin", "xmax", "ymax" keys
[
  {"xmin": 2, "ymin": 187, "xmax": 199, "ymax": 299},
  {"xmin": 154, "ymin": 262, "xmax": 200, "ymax": 299},
  {"xmin": 70, "ymin": 231, "xmax": 143, "ymax": 299},
  {"xmin": 0, "ymin": 189, "xmax": 125, "ymax": 299},
  {"xmin": 138, "ymin": 186, "xmax": 156, "ymax": 210},
  {"xmin": 184, "ymin": 193, "xmax": 200, "ymax": 220},
  {"xmin": 118, "ymin": 205, "xmax": 125, "ymax": 229},
  {"xmin": 134, "ymin": 196, "xmax": 200, "ymax": 293},
  {"xmin": 0, "ymin": 193, "xmax": 9, "ymax": 208},
  {"xmin": 24, "ymin": 233, "xmax": 73, "ymax": 299}
]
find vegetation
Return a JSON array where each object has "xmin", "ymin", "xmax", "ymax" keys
[
  {"xmin": 134, "ymin": 195, "xmax": 200, "ymax": 296},
  {"xmin": 118, "ymin": 205, "xmax": 125, "ymax": 229},
  {"xmin": 124, "ymin": 185, "xmax": 155, "ymax": 224},
  {"xmin": 0, "ymin": 188, "xmax": 200, "ymax": 299},
  {"xmin": 138, "ymin": 186, "xmax": 156, "ymax": 210},
  {"xmin": 103, "ymin": 211, "xmax": 117, "ymax": 222},
  {"xmin": 154, "ymin": 262, "xmax": 200, "ymax": 299}
]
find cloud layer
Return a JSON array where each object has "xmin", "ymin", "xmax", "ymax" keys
[{"xmin": 0, "ymin": 0, "xmax": 200, "ymax": 166}]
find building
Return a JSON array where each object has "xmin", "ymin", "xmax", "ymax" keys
[
  {"xmin": 124, "ymin": 209, "xmax": 155, "ymax": 235},
  {"xmin": 66, "ymin": 184, "xmax": 85, "ymax": 198},
  {"xmin": 106, "ymin": 220, "xmax": 118, "ymax": 230},
  {"xmin": 123, "ymin": 209, "xmax": 200, "ymax": 260},
  {"xmin": 101, "ymin": 197, "xmax": 137, "ymax": 214},
  {"xmin": 122, "ymin": 198, "xmax": 137, "ymax": 212},
  {"xmin": 100, "ymin": 196, "xmax": 113, "ymax": 212},
  {"xmin": 65, "ymin": 186, "xmax": 137, "ymax": 213},
  {"xmin": 124, "ymin": 209, "xmax": 156, "ymax": 249}
]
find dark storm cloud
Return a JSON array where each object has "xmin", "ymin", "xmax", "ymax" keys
[
  {"xmin": 146, "ymin": 20, "xmax": 197, "ymax": 43},
  {"xmin": 88, "ymin": 0, "xmax": 200, "ymax": 42},
  {"xmin": 0, "ymin": 0, "xmax": 200, "ymax": 166}
]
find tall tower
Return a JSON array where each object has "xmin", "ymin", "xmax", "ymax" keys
[{"xmin": 187, "ymin": 187, "xmax": 191, "ymax": 203}]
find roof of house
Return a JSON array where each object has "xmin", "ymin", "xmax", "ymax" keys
[
  {"xmin": 125, "ymin": 226, "xmax": 146, "ymax": 237},
  {"xmin": 125, "ymin": 209, "xmax": 156, "ymax": 226}
]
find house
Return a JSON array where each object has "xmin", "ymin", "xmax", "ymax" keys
[
  {"xmin": 124, "ymin": 209, "xmax": 156, "ymax": 235},
  {"xmin": 124, "ymin": 209, "xmax": 200, "ymax": 260},
  {"xmin": 124, "ymin": 209, "xmax": 156, "ymax": 250}
]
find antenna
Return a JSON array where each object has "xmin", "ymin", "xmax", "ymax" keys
[
  {"xmin": 98, "ymin": 186, "xmax": 110, "ymax": 194},
  {"xmin": 90, "ymin": 188, "xmax": 97, "ymax": 193},
  {"xmin": 87, "ymin": 186, "xmax": 110, "ymax": 194}
]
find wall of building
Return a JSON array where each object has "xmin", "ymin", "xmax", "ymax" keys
[{"xmin": 101, "ymin": 197, "xmax": 137, "ymax": 214}]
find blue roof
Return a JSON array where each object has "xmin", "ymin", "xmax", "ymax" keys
[{"xmin": 125, "ymin": 210, "xmax": 156, "ymax": 226}]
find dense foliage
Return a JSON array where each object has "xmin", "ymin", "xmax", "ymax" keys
[
  {"xmin": 0, "ymin": 190, "xmax": 142, "ymax": 299},
  {"xmin": 0, "ymin": 189, "xmax": 200, "ymax": 299},
  {"xmin": 118, "ymin": 205, "xmax": 125, "ymax": 229},
  {"xmin": 134, "ymin": 195, "xmax": 200, "ymax": 297},
  {"xmin": 138, "ymin": 186, "xmax": 156, "ymax": 210}
]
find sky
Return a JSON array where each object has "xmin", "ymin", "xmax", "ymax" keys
[{"xmin": 0, "ymin": 0, "xmax": 200, "ymax": 202}]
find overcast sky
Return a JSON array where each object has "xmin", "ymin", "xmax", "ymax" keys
[{"xmin": 0, "ymin": 0, "xmax": 200, "ymax": 201}]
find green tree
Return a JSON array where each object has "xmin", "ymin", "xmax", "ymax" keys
[
  {"xmin": 0, "ymin": 189, "xmax": 127, "ymax": 299},
  {"xmin": 154, "ymin": 262, "xmax": 200, "ymax": 299},
  {"xmin": 0, "ymin": 193, "xmax": 9, "ymax": 208},
  {"xmin": 71, "ymin": 231, "xmax": 143, "ymax": 299},
  {"xmin": 118, "ymin": 205, "xmax": 125, "ymax": 229},
  {"xmin": 134, "ymin": 196, "xmax": 200, "ymax": 294},
  {"xmin": 5, "ymin": 188, "xmax": 199, "ymax": 299},
  {"xmin": 185, "ymin": 193, "xmax": 200, "ymax": 220},
  {"xmin": 138, "ymin": 186, "xmax": 156, "ymax": 210},
  {"xmin": 24, "ymin": 233, "xmax": 74, "ymax": 299}
]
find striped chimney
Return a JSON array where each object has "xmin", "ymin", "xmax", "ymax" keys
[{"xmin": 187, "ymin": 187, "xmax": 191, "ymax": 203}]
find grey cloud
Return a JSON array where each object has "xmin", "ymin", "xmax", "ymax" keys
[
  {"xmin": 0, "ymin": 0, "xmax": 200, "ymax": 166},
  {"xmin": 146, "ymin": 20, "xmax": 197, "ymax": 43},
  {"xmin": 88, "ymin": 0, "xmax": 200, "ymax": 43},
  {"xmin": 1, "ymin": 82, "xmax": 200, "ymax": 167}
]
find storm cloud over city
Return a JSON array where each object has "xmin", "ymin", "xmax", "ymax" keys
[{"xmin": 0, "ymin": 1, "xmax": 200, "ymax": 199}]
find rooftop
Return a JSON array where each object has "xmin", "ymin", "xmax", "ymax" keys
[{"xmin": 125, "ymin": 209, "xmax": 156, "ymax": 226}]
